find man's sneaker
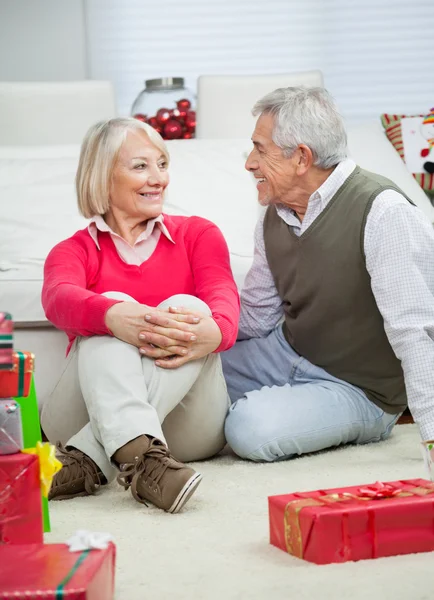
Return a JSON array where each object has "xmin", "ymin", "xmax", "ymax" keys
[
  {"xmin": 116, "ymin": 437, "xmax": 202, "ymax": 513},
  {"xmin": 49, "ymin": 442, "xmax": 106, "ymax": 501}
]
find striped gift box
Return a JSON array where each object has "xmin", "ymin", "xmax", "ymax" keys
[
  {"xmin": 0, "ymin": 312, "xmax": 13, "ymax": 371},
  {"xmin": 0, "ymin": 351, "xmax": 34, "ymax": 398}
]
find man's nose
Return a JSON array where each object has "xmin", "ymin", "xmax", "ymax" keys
[{"xmin": 245, "ymin": 149, "xmax": 258, "ymax": 172}]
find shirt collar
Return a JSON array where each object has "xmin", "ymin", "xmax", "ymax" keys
[
  {"xmin": 87, "ymin": 214, "xmax": 175, "ymax": 250},
  {"xmin": 276, "ymin": 158, "xmax": 356, "ymax": 225},
  {"xmin": 314, "ymin": 158, "xmax": 356, "ymax": 203}
]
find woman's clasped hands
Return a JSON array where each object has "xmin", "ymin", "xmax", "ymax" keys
[{"xmin": 105, "ymin": 302, "xmax": 222, "ymax": 369}]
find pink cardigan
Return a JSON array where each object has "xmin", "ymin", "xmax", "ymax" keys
[{"xmin": 42, "ymin": 214, "xmax": 240, "ymax": 353}]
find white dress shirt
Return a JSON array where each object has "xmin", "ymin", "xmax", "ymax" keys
[
  {"xmin": 87, "ymin": 214, "xmax": 174, "ymax": 265},
  {"xmin": 239, "ymin": 159, "xmax": 434, "ymax": 441}
]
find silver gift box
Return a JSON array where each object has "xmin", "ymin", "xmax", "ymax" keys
[{"xmin": 0, "ymin": 399, "xmax": 23, "ymax": 454}]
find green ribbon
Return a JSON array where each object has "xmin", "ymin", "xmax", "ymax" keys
[
  {"xmin": 16, "ymin": 351, "xmax": 25, "ymax": 397},
  {"xmin": 55, "ymin": 549, "xmax": 90, "ymax": 598}
]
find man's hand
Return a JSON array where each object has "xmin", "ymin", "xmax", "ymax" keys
[
  {"xmin": 105, "ymin": 302, "xmax": 200, "ymax": 351},
  {"xmin": 139, "ymin": 307, "xmax": 222, "ymax": 368}
]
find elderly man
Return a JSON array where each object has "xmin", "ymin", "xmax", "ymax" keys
[{"xmin": 222, "ymin": 86, "xmax": 434, "ymax": 462}]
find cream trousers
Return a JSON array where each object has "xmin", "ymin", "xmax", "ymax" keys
[{"xmin": 41, "ymin": 293, "xmax": 230, "ymax": 480}]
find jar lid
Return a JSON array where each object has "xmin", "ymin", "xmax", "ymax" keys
[{"xmin": 145, "ymin": 77, "xmax": 185, "ymax": 90}]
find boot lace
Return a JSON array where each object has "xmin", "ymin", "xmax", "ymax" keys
[
  {"xmin": 116, "ymin": 439, "xmax": 172, "ymax": 505},
  {"xmin": 53, "ymin": 442, "xmax": 103, "ymax": 495}
]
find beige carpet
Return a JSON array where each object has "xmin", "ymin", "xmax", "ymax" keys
[{"xmin": 45, "ymin": 424, "xmax": 433, "ymax": 600}]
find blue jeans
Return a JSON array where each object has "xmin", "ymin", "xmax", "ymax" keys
[{"xmin": 221, "ymin": 325, "xmax": 400, "ymax": 461}]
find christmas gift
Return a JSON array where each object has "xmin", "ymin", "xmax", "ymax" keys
[
  {"xmin": 0, "ymin": 350, "xmax": 34, "ymax": 398},
  {"xmin": 22, "ymin": 441, "xmax": 63, "ymax": 498},
  {"xmin": 0, "ymin": 399, "xmax": 23, "ymax": 454},
  {"xmin": 269, "ymin": 479, "xmax": 434, "ymax": 565},
  {"xmin": 0, "ymin": 452, "xmax": 43, "ymax": 544},
  {"xmin": 0, "ymin": 540, "xmax": 116, "ymax": 599},
  {"xmin": 0, "ymin": 312, "xmax": 13, "ymax": 371}
]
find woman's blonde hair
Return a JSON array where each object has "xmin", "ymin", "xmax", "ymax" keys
[{"xmin": 76, "ymin": 117, "xmax": 170, "ymax": 218}]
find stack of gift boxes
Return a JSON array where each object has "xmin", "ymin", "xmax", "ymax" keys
[{"xmin": 0, "ymin": 312, "xmax": 116, "ymax": 599}]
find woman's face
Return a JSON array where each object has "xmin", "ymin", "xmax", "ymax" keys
[{"xmin": 109, "ymin": 129, "xmax": 169, "ymax": 220}]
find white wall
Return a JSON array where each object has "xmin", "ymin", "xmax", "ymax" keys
[
  {"xmin": 0, "ymin": 0, "xmax": 87, "ymax": 81},
  {"xmin": 85, "ymin": 0, "xmax": 434, "ymax": 124}
]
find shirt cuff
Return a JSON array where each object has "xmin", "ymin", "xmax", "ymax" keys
[
  {"xmin": 212, "ymin": 315, "xmax": 236, "ymax": 353},
  {"xmin": 419, "ymin": 421, "xmax": 434, "ymax": 443},
  {"xmin": 86, "ymin": 295, "xmax": 123, "ymax": 335}
]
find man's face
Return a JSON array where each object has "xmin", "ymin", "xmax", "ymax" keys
[{"xmin": 245, "ymin": 112, "xmax": 299, "ymax": 206}]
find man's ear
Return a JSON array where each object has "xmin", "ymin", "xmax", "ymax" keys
[{"xmin": 296, "ymin": 144, "xmax": 313, "ymax": 174}]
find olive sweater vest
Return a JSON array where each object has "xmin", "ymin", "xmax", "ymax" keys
[{"xmin": 263, "ymin": 167, "xmax": 414, "ymax": 414}]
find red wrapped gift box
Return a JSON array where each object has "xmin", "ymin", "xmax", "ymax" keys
[
  {"xmin": 0, "ymin": 350, "xmax": 34, "ymax": 398},
  {"xmin": 0, "ymin": 312, "xmax": 13, "ymax": 371},
  {"xmin": 0, "ymin": 452, "xmax": 43, "ymax": 544},
  {"xmin": 0, "ymin": 542, "xmax": 116, "ymax": 599},
  {"xmin": 269, "ymin": 478, "xmax": 434, "ymax": 564}
]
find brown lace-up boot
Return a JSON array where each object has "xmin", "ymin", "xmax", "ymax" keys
[
  {"xmin": 48, "ymin": 443, "xmax": 107, "ymax": 500},
  {"xmin": 116, "ymin": 436, "xmax": 202, "ymax": 513}
]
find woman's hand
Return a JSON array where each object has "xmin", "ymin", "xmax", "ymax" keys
[
  {"xmin": 139, "ymin": 308, "xmax": 222, "ymax": 368},
  {"xmin": 105, "ymin": 302, "xmax": 201, "ymax": 351}
]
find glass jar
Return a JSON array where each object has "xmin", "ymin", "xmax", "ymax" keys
[{"xmin": 131, "ymin": 77, "xmax": 196, "ymax": 140}]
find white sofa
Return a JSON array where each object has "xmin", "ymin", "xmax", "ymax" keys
[
  {"xmin": 0, "ymin": 81, "xmax": 116, "ymax": 146},
  {"xmin": 1, "ymin": 121, "xmax": 432, "ymax": 409},
  {"xmin": 196, "ymin": 71, "xmax": 324, "ymax": 139}
]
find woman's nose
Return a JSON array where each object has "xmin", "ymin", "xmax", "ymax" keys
[{"xmin": 148, "ymin": 166, "xmax": 165, "ymax": 186}]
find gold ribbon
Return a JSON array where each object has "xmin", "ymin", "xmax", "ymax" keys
[
  {"xmin": 22, "ymin": 442, "xmax": 63, "ymax": 497},
  {"xmin": 283, "ymin": 481, "xmax": 434, "ymax": 558}
]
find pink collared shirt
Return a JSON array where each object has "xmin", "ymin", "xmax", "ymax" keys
[{"xmin": 88, "ymin": 214, "xmax": 175, "ymax": 265}]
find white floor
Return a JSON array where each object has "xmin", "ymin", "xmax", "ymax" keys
[{"xmin": 45, "ymin": 424, "xmax": 433, "ymax": 600}]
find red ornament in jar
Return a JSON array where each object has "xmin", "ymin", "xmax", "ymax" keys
[
  {"xmin": 163, "ymin": 119, "xmax": 183, "ymax": 140},
  {"xmin": 177, "ymin": 98, "xmax": 191, "ymax": 111},
  {"xmin": 147, "ymin": 116, "xmax": 162, "ymax": 134},
  {"xmin": 155, "ymin": 108, "xmax": 171, "ymax": 126},
  {"xmin": 185, "ymin": 110, "xmax": 196, "ymax": 133},
  {"xmin": 172, "ymin": 108, "xmax": 185, "ymax": 123},
  {"xmin": 131, "ymin": 78, "xmax": 196, "ymax": 139},
  {"xmin": 133, "ymin": 113, "xmax": 147, "ymax": 122},
  {"xmin": 147, "ymin": 116, "xmax": 159, "ymax": 128}
]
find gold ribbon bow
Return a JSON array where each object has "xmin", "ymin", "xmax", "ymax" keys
[
  {"xmin": 22, "ymin": 441, "xmax": 63, "ymax": 497},
  {"xmin": 355, "ymin": 481, "xmax": 403, "ymax": 499}
]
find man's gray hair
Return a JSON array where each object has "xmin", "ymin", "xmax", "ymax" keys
[{"xmin": 252, "ymin": 87, "xmax": 348, "ymax": 169}]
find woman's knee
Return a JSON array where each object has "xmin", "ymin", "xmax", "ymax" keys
[
  {"xmin": 102, "ymin": 291, "xmax": 137, "ymax": 302},
  {"xmin": 102, "ymin": 292, "xmax": 209, "ymax": 315},
  {"xmin": 158, "ymin": 294, "xmax": 211, "ymax": 316}
]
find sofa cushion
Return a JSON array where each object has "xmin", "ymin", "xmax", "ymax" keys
[{"xmin": 381, "ymin": 113, "xmax": 434, "ymax": 194}]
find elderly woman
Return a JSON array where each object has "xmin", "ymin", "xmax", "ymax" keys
[{"xmin": 41, "ymin": 117, "xmax": 239, "ymax": 513}]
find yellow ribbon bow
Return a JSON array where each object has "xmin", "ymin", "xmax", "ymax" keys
[{"xmin": 23, "ymin": 441, "xmax": 63, "ymax": 497}]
